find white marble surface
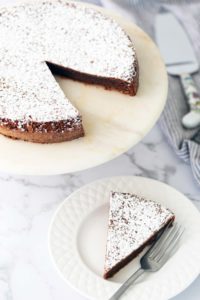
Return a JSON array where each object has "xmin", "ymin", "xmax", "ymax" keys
[
  {"xmin": 0, "ymin": 1, "xmax": 199, "ymax": 300},
  {"xmin": 0, "ymin": 126, "xmax": 199, "ymax": 300}
]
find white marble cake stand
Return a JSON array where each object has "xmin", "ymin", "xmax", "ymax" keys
[{"xmin": 0, "ymin": 1, "xmax": 167, "ymax": 175}]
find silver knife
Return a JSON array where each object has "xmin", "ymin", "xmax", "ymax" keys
[{"xmin": 155, "ymin": 8, "xmax": 200, "ymax": 129}]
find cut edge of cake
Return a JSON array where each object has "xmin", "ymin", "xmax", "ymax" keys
[{"xmin": 103, "ymin": 191, "xmax": 175, "ymax": 279}]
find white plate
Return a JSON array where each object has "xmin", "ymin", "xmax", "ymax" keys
[
  {"xmin": 48, "ymin": 176, "xmax": 200, "ymax": 300},
  {"xmin": 0, "ymin": 1, "xmax": 167, "ymax": 175}
]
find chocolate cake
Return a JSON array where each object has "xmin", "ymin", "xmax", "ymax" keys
[
  {"xmin": 104, "ymin": 192, "xmax": 175, "ymax": 279},
  {"xmin": 0, "ymin": 0, "xmax": 138, "ymax": 143}
]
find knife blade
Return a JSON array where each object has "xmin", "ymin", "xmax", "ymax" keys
[{"xmin": 155, "ymin": 8, "xmax": 200, "ymax": 129}]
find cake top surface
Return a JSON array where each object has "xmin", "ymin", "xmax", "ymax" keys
[
  {"xmin": 104, "ymin": 191, "xmax": 174, "ymax": 274},
  {"xmin": 0, "ymin": 0, "xmax": 136, "ymax": 126}
]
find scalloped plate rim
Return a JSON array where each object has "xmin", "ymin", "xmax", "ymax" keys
[{"xmin": 48, "ymin": 176, "xmax": 200, "ymax": 300}]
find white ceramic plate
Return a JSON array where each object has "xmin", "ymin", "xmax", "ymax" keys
[
  {"xmin": 0, "ymin": 1, "xmax": 167, "ymax": 175},
  {"xmin": 48, "ymin": 176, "xmax": 200, "ymax": 300}
]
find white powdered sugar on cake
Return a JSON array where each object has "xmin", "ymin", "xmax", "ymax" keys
[
  {"xmin": 0, "ymin": 64, "xmax": 79, "ymax": 125},
  {"xmin": 0, "ymin": 0, "xmax": 137, "ymax": 129},
  {"xmin": 104, "ymin": 192, "xmax": 174, "ymax": 276}
]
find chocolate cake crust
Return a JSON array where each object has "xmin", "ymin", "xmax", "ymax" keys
[
  {"xmin": 0, "ymin": 117, "xmax": 84, "ymax": 143},
  {"xmin": 47, "ymin": 58, "xmax": 139, "ymax": 96}
]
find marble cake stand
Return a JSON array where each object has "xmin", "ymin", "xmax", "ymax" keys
[{"xmin": 0, "ymin": 1, "xmax": 167, "ymax": 175}]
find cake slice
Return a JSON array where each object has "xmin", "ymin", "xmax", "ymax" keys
[{"xmin": 104, "ymin": 192, "xmax": 175, "ymax": 279}]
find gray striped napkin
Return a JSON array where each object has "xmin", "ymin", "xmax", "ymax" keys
[{"xmin": 81, "ymin": 0, "xmax": 200, "ymax": 185}]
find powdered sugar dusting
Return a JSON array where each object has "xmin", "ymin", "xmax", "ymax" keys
[
  {"xmin": 104, "ymin": 192, "xmax": 174, "ymax": 274},
  {"xmin": 0, "ymin": 0, "xmax": 136, "ymax": 129}
]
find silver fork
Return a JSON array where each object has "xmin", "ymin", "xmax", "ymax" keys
[{"xmin": 108, "ymin": 223, "xmax": 184, "ymax": 300}]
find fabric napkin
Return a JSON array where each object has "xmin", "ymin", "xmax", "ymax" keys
[{"xmin": 83, "ymin": 0, "xmax": 200, "ymax": 185}]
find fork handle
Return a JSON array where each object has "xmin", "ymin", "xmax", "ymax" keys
[{"xmin": 108, "ymin": 268, "xmax": 144, "ymax": 300}]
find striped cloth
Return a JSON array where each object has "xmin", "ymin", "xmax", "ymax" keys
[{"xmin": 82, "ymin": 0, "xmax": 200, "ymax": 185}]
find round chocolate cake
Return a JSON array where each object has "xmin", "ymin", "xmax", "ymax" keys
[{"xmin": 0, "ymin": 0, "xmax": 139, "ymax": 143}]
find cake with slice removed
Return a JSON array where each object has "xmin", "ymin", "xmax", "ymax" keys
[
  {"xmin": 0, "ymin": 0, "xmax": 138, "ymax": 143},
  {"xmin": 104, "ymin": 191, "xmax": 175, "ymax": 279}
]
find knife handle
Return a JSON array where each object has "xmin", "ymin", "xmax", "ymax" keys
[{"xmin": 180, "ymin": 73, "xmax": 200, "ymax": 111}]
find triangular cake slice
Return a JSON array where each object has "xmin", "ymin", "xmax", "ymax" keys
[{"xmin": 104, "ymin": 191, "xmax": 175, "ymax": 279}]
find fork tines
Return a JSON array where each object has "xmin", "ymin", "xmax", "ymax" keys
[{"xmin": 148, "ymin": 223, "xmax": 184, "ymax": 262}]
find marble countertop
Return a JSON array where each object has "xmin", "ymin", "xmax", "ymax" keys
[
  {"xmin": 0, "ymin": 126, "xmax": 199, "ymax": 300},
  {"xmin": 0, "ymin": 1, "xmax": 199, "ymax": 300}
]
